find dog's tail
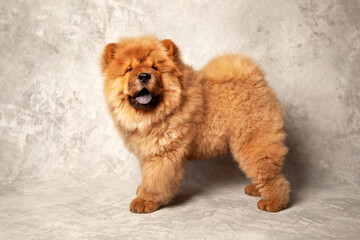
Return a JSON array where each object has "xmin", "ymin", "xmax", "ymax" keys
[{"xmin": 201, "ymin": 54, "xmax": 266, "ymax": 86}]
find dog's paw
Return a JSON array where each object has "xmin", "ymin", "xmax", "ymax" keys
[
  {"xmin": 245, "ymin": 184, "xmax": 261, "ymax": 197},
  {"xmin": 130, "ymin": 198, "xmax": 161, "ymax": 213},
  {"xmin": 257, "ymin": 199, "xmax": 286, "ymax": 212}
]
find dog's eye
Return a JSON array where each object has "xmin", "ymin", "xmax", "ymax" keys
[
  {"xmin": 151, "ymin": 65, "xmax": 158, "ymax": 71},
  {"xmin": 127, "ymin": 66, "xmax": 133, "ymax": 72}
]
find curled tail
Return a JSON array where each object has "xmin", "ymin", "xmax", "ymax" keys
[{"xmin": 201, "ymin": 54, "xmax": 265, "ymax": 85}]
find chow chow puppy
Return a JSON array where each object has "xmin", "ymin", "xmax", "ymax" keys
[{"xmin": 101, "ymin": 36, "xmax": 290, "ymax": 213}]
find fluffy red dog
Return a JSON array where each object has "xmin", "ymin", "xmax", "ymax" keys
[{"xmin": 101, "ymin": 36, "xmax": 290, "ymax": 213}]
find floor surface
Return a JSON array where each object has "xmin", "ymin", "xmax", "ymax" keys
[{"xmin": 1, "ymin": 174, "xmax": 359, "ymax": 240}]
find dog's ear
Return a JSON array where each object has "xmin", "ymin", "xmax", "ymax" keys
[
  {"xmin": 101, "ymin": 43, "xmax": 118, "ymax": 72},
  {"xmin": 161, "ymin": 39, "xmax": 181, "ymax": 64}
]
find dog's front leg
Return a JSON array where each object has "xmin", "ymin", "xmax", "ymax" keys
[{"xmin": 130, "ymin": 155, "xmax": 185, "ymax": 213}]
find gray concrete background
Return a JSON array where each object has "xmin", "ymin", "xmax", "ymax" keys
[{"xmin": 1, "ymin": 0, "xmax": 360, "ymax": 188}]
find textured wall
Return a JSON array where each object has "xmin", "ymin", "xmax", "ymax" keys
[{"xmin": 0, "ymin": 0, "xmax": 359, "ymax": 187}]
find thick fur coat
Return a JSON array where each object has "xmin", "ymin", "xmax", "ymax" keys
[{"xmin": 101, "ymin": 36, "xmax": 290, "ymax": 213}]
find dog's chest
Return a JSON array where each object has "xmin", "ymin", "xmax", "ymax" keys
[{"xmin": 123, "ymin": 126, "xmax": 184, "ymax": 159}]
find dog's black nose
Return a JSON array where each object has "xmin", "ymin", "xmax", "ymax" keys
[{"xmin": 138, "ymin": 73, "xmax": 151, "ymax": 83}]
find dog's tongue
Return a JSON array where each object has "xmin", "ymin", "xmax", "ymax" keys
[{"xmin": 135, "ymin": 94, "xmax": 152, "ymax": 105}]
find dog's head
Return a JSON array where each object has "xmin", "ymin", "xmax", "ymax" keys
[{"xmin": 101, "ymin": 36, "xmax": 184, "ymax": 130}]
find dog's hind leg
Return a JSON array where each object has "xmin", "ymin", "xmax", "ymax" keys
[
  {"xmin": 245, "ymin": 183, "xmax": 261, "ymax": 197},
  {"xmin": 230, "ymin": 133, "xmax": 290, "ymax": 212}
]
